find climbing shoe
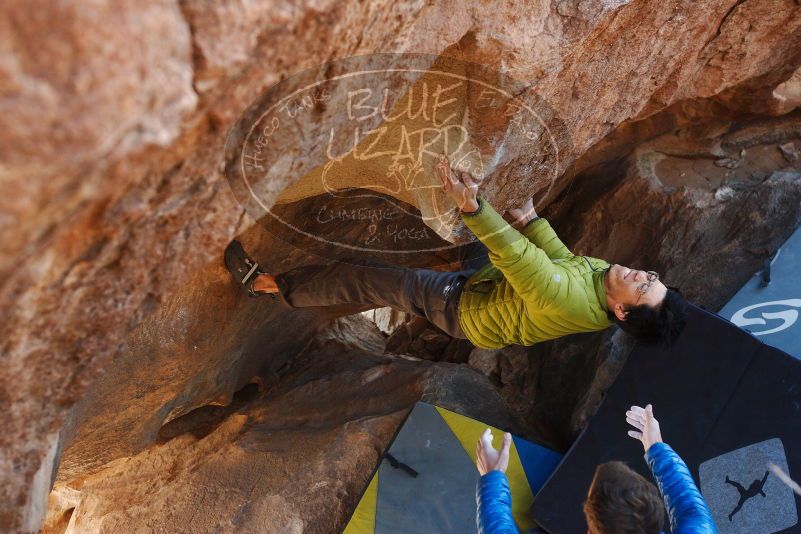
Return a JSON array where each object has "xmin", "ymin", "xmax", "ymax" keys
[{"xmin": 224, "ymin": 240, "xmax": 276, "ymax": 300}]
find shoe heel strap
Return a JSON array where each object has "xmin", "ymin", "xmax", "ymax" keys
[{"xmin": 241, "ymin": 262, "xmax": 260, "ymax": 285}]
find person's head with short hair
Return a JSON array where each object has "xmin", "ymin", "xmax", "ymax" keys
[
  {"xmin": 604, "ymin": 265, "xmax": 688, "ymax": 346},
  {"xmin": 583, "ymin": 461, "xmax": 665, "ymax": 534}
]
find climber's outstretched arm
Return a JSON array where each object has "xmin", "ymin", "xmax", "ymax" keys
[
  {"xmin": 507, "ymin": 197, "xmax": 573, "ymax": 261},
  {"xmin": 521, "ymin": 218, "xmax": 573, "ymax": 260},
  {"xmin": 435, "ymin": 156, "xmax": 565, "ymax": 306}
]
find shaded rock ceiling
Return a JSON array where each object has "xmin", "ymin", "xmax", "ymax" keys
[{"xmin": 1, "ymin": 0, "xmax": 800, "ymax": 532}]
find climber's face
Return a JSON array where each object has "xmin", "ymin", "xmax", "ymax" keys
[{"xmin": 605, "ymin": 264, "xmax": 668, "ymax": 319}]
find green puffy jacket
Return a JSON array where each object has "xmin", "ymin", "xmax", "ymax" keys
[{"xmin": 457, "ymin": 197, "xmax": 613, "ymax": 349}]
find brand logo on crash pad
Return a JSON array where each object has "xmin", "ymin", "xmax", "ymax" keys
[
  {"xmin": 731, "ymin": 299, "xmax": 801, "ymax": 337},
  {"xmin": 699, "ymin": 438, "xmax": 798, "ymax": 533}
]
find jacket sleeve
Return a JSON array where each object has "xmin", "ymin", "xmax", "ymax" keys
[
  {"xmin": 520, "ymin": 218, "xmax": 573, "ymax": 260},
  {"xmin": 461, "ymin": 197, "xmax": 563, "ymax": 306},
  {"xmin": 476, "ymin": 470, "xmax": 518, "ymax": 534},
  {"xmin": 645, "ymin": 442, "xmax": 717, "ymax": 534}
]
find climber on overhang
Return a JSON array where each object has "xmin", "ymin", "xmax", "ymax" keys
[{"xmin": 224, "ymin": 155, "xmax": 688, "ymax": 349}]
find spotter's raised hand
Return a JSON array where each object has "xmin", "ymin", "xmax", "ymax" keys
[
  {"xmin": 626, "ymin": 404, "xmax": 663, "ymax": 453},
  {"xmin": 475, "ymin": 428, "xmax": 512, "ymax": 475}
]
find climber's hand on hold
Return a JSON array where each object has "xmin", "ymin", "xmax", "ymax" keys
[
  {"xmin": 475, "ymin": 428, "xmax": 512, "ymax": 475},
  {"xmin": 626, "ymin": 404, "xmax": 663, "ymax": 453},
  {"xmin": 436, "ymin": 154, "xmax": 479, "ymax": 213},
  {"xmin": 507, "ymin": 197, "xmax": 537, "ymax": 230}
]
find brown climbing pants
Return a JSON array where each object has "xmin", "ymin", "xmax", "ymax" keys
[{"xmin": 273, "ymin": 242, "xmax": 490, "ymax": 339}]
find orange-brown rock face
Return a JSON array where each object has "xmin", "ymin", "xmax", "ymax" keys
[
  {"xmin": 43, "ymin": 316, "xmax": 517, "ymax": 534},
  {"xmin": 2, "ymin": 0, "xmax": 801, "ymax": 532}
]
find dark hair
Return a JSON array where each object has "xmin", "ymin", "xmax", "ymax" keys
[
  {"xmin": 584, "ymin": 461, "xmax": 664, "ymax": 534},
  {"xmin": 608, "ymin": 288, "xmax": 688, "ymax": 347}
]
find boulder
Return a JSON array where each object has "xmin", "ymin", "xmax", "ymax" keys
[
  {"xmin": 42, "ymin": 316, "xmax": 517, "ymax": 534},
  {"xmin": 1, "ymin": 0, "xmax": 801, "ymax": 530}
]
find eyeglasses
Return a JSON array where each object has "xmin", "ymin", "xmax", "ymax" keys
[{"xmin": 634, "ymin": 271, "xmax": 660, "ymax": 304}]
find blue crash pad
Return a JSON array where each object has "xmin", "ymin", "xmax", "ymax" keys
[{"xmin": 719, "ymin": 225, "xmax": 801, "ymax": 359}]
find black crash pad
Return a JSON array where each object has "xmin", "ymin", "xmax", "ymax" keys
[{"xmin": 532, "ymin": 304, "xmax": 801, "ymax": 533}]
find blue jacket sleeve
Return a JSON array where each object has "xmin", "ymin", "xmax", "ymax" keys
[
  {"xmin": 645, "ymin": 442, "xmax": 717, "ymax": 534},
  {"xmin": 476, "ymin": 470, "xmax": 518, "ymax": 533}
]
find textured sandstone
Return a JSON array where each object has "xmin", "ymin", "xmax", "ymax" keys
[
  {"xmin": 1, "ymin": 0, "xmax": 800, "ymax": 531},
  {"xmin": 43, "ymin": 316, "xmax": 516, "ymax": 534}
]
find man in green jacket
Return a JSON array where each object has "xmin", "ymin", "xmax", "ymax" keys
[{"xmin": 225, "ymin": 156, "xmax": 687, "ymax": 348}]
